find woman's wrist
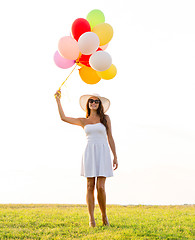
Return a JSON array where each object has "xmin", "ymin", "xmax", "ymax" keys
[{"xmin": 55, "ymin": 96, "xmax": 61, "ymax": 102}]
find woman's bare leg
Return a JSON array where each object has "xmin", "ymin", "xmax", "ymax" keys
[
  {"xmin": 86, "ymin": 177, "xmax": 96, "ymax": 227},
  {"xmin": 96, "ymin": 177, "xmax": 109, "ymax": 226}
]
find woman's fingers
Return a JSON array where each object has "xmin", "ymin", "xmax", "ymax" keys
[
  {"xmin": 56, "ymin": 90, "xmax": 61, "ymax": 95},
  {"xmin": 113, "ymin": 162, "xmax": 118, "ymax": 170},
  {"xmin": 54, "ymin": 90, "xmax": 61, "ymax": 99}
]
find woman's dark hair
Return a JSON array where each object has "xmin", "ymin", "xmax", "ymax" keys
[{"xmin": 86, "ymin": 98, "xmax": 108, "ymax": 132}]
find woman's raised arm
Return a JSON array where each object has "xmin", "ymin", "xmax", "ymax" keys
[{"xmin": 55, "ymin": 90, "xmax": 84, "ymax": 127}]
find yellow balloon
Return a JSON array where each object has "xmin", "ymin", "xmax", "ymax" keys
[
  {"xmin": 97, "ymin": 64, "xmax": 117, "ymax": 80},
  {"xmin": 79, "ymin": 66, "xmax": 101, "ymax": 84},
  {"xmin": 92, "ymin": 23, "xmax": 113, "ymax": 46}
]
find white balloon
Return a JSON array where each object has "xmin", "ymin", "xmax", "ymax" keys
[
  {"xmin": 89, "ymin": 51, "xmax": 112, "ymax": 71},
  {"xmin": 78, "ymin": 32, "xmax": 100, "ymax": 55}
]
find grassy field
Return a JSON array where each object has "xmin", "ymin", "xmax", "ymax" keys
[{"xmin": 0, "ymin": 204, "xmax": 194, "ymax": 239}]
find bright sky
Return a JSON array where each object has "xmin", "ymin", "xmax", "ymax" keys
[{"xmin": 0, "ymin": 0, "xmax": 195, "ymax": 205}]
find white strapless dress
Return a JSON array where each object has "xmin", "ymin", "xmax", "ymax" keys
[{"xmin": 81, "ymin": 123, "xmax": 113, "ymax": 178}]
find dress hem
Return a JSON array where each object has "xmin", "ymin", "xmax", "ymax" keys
[{"xmin": 81, "ymin": 174, "xmax": 113, "ymax": 178}]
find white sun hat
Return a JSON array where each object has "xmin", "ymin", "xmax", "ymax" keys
[{"xmin": 79, "ymin": 93, "xmax": 110, "ymax": 113}]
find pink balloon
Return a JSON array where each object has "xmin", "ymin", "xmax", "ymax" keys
[
  {"xmin": 54, "ymin": 51, "xmax": 75, "ymax": 69},
  {"xmin": 58, "ymin": 36, "xmax": 80, "ymax": 60},
  {"xmin": 100, "ymin": 43, "xmax": 108, "ymax": 50}
]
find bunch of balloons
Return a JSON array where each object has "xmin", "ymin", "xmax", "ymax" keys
[{"xmin": 54, "ymin": 9, "xmax": 117, "ymax": 85}]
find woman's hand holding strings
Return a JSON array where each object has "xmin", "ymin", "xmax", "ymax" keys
[{"xmin": 54, "ymin": 90, "xmax": 61, "ymax": 100}]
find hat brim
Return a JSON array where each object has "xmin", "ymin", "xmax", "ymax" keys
[{"xmin": 79, "ymin": 94, "xmax": 110, "ymax": 113}]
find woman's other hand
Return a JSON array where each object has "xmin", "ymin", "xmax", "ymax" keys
[{"xmin": 113, "ymin": 156, "xmax": 118, "ymax": 170}]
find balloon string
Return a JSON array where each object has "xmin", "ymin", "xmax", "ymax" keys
[{"xmin": 58, "ymin": 64, "xmax": 78, "ymax": 90}]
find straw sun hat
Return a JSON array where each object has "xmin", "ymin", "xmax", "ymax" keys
[{"xmin": 79, "ymin": 94, "xmax": 110, "ymax": 113}]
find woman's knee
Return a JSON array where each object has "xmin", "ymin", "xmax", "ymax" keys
[
  {"xmin": 87, "ymin": 178, "xmax": 95, "ymax": 192},
  {"xmin": 96, "ymin": 177, "xmax": 106, "ymax": 193},
  {"xmin": 97, "ymin": 184, "xmax": 105, "ymax": 193}
]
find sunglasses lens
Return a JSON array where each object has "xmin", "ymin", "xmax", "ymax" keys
[{"xmin": 89, "ymin": 99, "xmax": 100, "ymax": 104}]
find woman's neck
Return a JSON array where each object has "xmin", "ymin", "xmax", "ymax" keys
[{"xmin": 89, "ymin": 110, "xmax": 99, "ymax": 118}]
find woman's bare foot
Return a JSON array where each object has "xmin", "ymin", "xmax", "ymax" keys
[{"xmin": 89, "ymin": 219, "xmax": 96, "ymax": 227}]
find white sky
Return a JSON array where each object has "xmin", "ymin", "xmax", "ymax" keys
[{"xmin": 0, "ymin": 0, "xmax": 195, "ymax": 205}]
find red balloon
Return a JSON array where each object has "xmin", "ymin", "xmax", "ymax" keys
[
  {"xmin": 71, "ymin": 18, "xmax": 91, "ymax": 41},
  {"xmin": 79, "ymin": 54, "xmax": 91, "ymax": 67},
  {"xmin": 79, "ymin": 48, "xmax": 102, "ymax": 67}
]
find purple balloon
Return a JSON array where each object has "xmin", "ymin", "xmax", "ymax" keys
[{"xmin": 54, "ymin": 51, "xmax": 75, "ymax": 69}]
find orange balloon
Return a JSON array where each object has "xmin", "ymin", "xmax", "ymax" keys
[
  {"xmin": 79, "ymin": 66, "xmax": 101, "ymax": 84},
  {"xmin": 78, "ymin": 52, "xmax": 82, "ymax": 58}
]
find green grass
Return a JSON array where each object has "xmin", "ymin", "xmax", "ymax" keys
[{"xmin": 0, "ymin": 204, "xmax": 194, "ymax": 239}]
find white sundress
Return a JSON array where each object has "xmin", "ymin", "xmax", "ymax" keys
[{"xmin": 81, "ymin": 123, "xmax": 113, "ymax": 178}]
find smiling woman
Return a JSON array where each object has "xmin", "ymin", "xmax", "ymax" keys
[{"xmin": 54, "ymin": 90, "xmax": 118, "ymax": 227}]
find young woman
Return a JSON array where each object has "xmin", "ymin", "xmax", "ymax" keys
[{"xmin": 54, "ymin": 90, "xmax": 118, "ymax": 227}]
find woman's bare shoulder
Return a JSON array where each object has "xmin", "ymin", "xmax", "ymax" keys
[{"xmin": 105, "ymin": 114, "xmax": 111, "ymax": 121}]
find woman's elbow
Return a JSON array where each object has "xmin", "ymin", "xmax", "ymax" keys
[{"xmin": 60, "ymin": 116, "xmax": 66, "ymax": 122}]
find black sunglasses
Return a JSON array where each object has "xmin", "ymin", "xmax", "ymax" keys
[{"xmin": 88, "ymin": 99, "xmax": 100, "ymax": 104}]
